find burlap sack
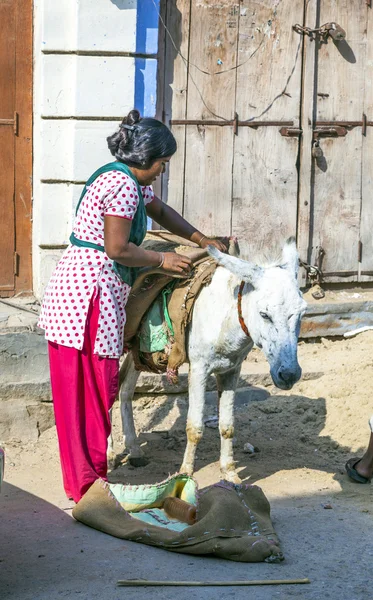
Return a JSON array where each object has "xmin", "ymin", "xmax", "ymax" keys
[{"xmin": 72, "ymin": 475, "xmax": 283, "ymax": 563}]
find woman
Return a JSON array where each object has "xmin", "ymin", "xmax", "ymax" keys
[{"xmin": 38, "ymin": 109, "xmax": 227, "ymax": 503}]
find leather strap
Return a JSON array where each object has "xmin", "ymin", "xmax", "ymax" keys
[{"xmin": 237, "ymin": 281, "xmax": 251, "ymax": 339}]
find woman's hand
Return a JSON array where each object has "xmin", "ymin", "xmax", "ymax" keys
[
  {"xmin": 199, "ymin": 236, "xmax": 229, "ymax": 252},
  {"xmin": 160, "ymin": 252, "xmax": 193, "ymax": 277}
]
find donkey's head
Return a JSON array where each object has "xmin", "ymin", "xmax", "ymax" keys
[{"xmin": 208, "ymin": 237, "xmax": 307, "ymax": 390}]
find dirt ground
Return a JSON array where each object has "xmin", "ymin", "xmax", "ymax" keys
[{"xmin": 1, "ymin": 332, "xmax": 373, "ymax": 600}]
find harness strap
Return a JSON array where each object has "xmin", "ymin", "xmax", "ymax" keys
[{"xmin": 237, "ymin": 281, "xmax": 251, "ymax": 339}]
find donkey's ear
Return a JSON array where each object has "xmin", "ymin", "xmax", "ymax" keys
[
  {"xmin": 208, "ymin": 246, "xmax": 263, "ymax": 285},
  {"xmin": 282, "ymin": 236, "xmax": 299, "ymax": 279}
]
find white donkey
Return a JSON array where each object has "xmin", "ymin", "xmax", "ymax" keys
[{"xmin": 110, "ymin": 237, "xmax": 307, "ymax": 483}]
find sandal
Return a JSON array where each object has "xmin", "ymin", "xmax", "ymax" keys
[{"xmin": 345, "ymin": 457, "xmax": 372, "ymax": 484}]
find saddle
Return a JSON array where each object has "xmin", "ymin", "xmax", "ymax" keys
[
  {"xmin": 123, "ymin": 233, "xmax": 218, "ymax": 382},
  {"xmin": 123, "ymin": 233, "xmax": 237, "ymax": 383}
]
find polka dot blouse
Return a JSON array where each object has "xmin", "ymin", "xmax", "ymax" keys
[{"xmin": 38, "ymin": 170, "xmax": 154, "ymax": 358}]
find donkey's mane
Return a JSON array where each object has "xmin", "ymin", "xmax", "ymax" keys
[{"xmin": 239, "ymin": 249, "xmax": 284, "ymax": 270}]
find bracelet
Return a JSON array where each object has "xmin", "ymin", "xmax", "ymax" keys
[
  {"xmin": 157, "ymin": 252, "xmax": 165, "ymax": 268},
  {"xmin": 198, "ymin": 235, "xmax": 207, "ymax": 247}
]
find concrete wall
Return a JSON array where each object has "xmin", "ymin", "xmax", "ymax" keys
[{"xmin": 33, "ymin": 0, "xmax": 160, "ymax": 299}]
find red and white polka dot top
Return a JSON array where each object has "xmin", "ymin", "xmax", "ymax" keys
[{"xmin": 38, "ymin": 170, "xmax": 154, "ymax": 358}]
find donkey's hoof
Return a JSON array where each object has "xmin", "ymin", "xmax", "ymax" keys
[
  {"xmin": 221, "ymin": 470, "xmax": 242, "ymax": 484},
  {"xmin": 107, "ymin": 451, "xmax": 118, "ymax": 471},
  {"xmin": 179, "ymin": 464, "xmax": 194, "ymax": 476},
  {"xmin": 128, "ymin": 455, "xmax": 149, "ymax": 468}
]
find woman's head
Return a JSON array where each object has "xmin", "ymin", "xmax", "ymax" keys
[{"xmin": 107, "ymin": 109, "xmax": 177, "ymax": 173}]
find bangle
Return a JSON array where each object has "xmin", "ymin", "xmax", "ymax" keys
[
  {"xmin": 157, "ymin": 252, "xmax": 165, "ymax": 268},
  {"xmin": 198, "ymin": 235, "xmax": 207, "ymax": 247}
]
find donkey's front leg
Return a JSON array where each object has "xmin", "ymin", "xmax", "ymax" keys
[
  {"xmin": 216, "ymin": 366, "xmax": 242, "ymax": 483},
  {"xmin": 119, "ymin": 353, "xmax": 147, "ymax": 467},
  {"xmin": 180, "ymin": 363, "xmax": 208, "ymax": 476}
]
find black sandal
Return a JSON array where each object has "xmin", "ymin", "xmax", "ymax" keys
[{"xmin": 345, "ymin": 457, "xmax": 372, "ymax": 484}]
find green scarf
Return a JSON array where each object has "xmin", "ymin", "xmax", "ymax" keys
[{"xmin": 70, "ymin": 161, "xmax": 148, "ymax": 287}]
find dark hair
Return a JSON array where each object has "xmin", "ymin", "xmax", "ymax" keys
[{"xmin": 107, "ymin": 109, "xmax": 177, "ymax": 168}]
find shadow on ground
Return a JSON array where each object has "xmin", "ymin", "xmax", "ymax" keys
[{"xmin": 108, "ymin": 384, "xmax": 367, "ymax": 497}]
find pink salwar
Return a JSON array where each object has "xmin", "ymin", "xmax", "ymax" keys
[{"xmin": 48, "ymin": 290, "xmax": 119, "ymax": 503}]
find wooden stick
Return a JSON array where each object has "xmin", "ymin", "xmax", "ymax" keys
[{"xmin": 117, "ymin": 578, "xmax": 310, "ymax": 587}]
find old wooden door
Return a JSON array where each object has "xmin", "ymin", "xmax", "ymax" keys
[
  {"xmin": 159, "ymin": 0, "xmax": 305, "ymax": 260},
  {"xmin": 0, "ymin": 0, "xmax": 33, "ymax": 296},
  {"xmin": 158, "ymin": 0, "xmax": 372, "ymax": 284},
  {"xmin": 298, "ymin": 0, "xmax": 373, "ymax": 283}
]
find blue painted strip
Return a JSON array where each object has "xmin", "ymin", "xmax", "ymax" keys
[
  {"xmin": 135, "ymin": 1, "xmax": 160, "ymax": 227},
  {"xmin": 136, "ymin": 0, "xmax": 159, "ymax": 55},
  {"xmin": 135, "ymin": 57, "xmax": 157, "ymax": 117},
  {"xmin": 135, "ymin": 0, "xmax": 159, "ymax": 117}
]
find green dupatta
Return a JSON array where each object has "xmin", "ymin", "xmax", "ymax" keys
[{"xmin": 70, "ymin": 161, "xmax": 147, "ymax": 287}]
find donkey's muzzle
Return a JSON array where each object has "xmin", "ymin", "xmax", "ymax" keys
[{"xmin": 273, "ymin": 365, "xmax": 302, "ymax": 390}]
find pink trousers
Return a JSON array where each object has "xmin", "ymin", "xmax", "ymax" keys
[{"xmin": 48, "ymin": 291, "xmax": 119, "ymax": 502}]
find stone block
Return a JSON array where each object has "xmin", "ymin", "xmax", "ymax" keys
[
  {"xmin": 71, "ymin": 120, "xmax": 122, "ymax": 181},
  {"xmin": 75, "ymin": 56, "xmax": 135, "ymax": 117},
  {"xmin": 0, "ymin": 398, "xmax": 54, "ymax": 443},
  {"xmin": 42, "ymin": 0, "xmax": 137, "ymax": 52},
  {"xmin": 38, "ymin": 249, "xmax": 65, "ymax": 295},
  {"xmin": 39, "ymin": 184, "xmax": 72, "ymax": 246},
  {"xmin": 40, "ymin": 120, "xmax": 74, "ymax": 180},
  {"xmin": 40, "ymin": 120, "xmax": 120, "ymax": 181},
  {"xmin": 77, "ymin": 0, "xmax": 137, "ymax": 52},
  {"xmin": 42, "ymin": 55, "xmax": 135, "ymax": 117},
  {"xmin": 0, "ymin": 332, "xmax": 49, "ymax": 385},
  {"xmin": 42, "ymin": 0, "xmax": 77, "ymax": 51},
  {"xmin": 41, "ymin": 55, "xmax": 76, "ymax": 116}
]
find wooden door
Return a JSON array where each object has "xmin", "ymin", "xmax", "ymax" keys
[
  {"xmin": 158, "ymin": 0, "xmax": 373, "ymax": 283},
  {"xmin": 159, "ymin": 0, "xmax": 305, "ymax": 259},
  {"xmin": 0, "ymin": 0, "xmax": 32, "ymax": 297},
  {"xmin": 231, "ymin": 1, "xmax": 304, "ymax": 259},
  {"xmin": 299, "ymin": 0, "xmax": 372, "ymax": 283}
]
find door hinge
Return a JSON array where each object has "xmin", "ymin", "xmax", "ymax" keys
[
  {"xmin": 14, "ymin": 112, "xmax": 19, "ymax": 136},
  {"xmin": 358, "ymin": 241, "xmax": 363, "ymax": 263},
  {"xmin": 362, "ymin": 113, "xmax": 367, "ymax": 136},
  {"xmin": 14, "ymin": 252, "xmax": 19, "ymax": 276}
]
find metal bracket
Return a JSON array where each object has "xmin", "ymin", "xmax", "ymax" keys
[
  {"xmin": 13, "ymin": 252, "xmax": 19, "ymax": 277},
  {"xmin": 0, "ymin": 112, "xmax": 19, "ymax": 136},
  {"xmin": 279, "ymin": 127, "xmax": 302, "ymax": 137}
]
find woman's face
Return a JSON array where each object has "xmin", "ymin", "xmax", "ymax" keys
[{"xmin": 137, "ymin": 156, "xmax": 172, "ymax": 186}]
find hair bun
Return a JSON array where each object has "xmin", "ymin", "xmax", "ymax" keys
[{"xmin": 127, "ymin": 109, "xmax": 141, "ymax": 126}]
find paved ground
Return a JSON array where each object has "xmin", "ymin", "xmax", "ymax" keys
[
  {"xmin": 1, "ymin": 429, "xmax": 373, "ymax": 600},
  {"xmin": 2, "ymin": 306, "xmax": 373, "ymax": 599}
]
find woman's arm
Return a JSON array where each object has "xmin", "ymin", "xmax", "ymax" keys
[
  {"xmin": 104, "ymin": 215, "xmax": 192, "ymax": 276},
  {"xmin": 146, "ymin": 195, "xmax": 228, "ymax": 251}
]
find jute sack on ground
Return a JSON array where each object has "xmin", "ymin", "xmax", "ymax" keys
[{"xmin": 72, "ymin": 474, "xmax": 283, "ymax": 563}]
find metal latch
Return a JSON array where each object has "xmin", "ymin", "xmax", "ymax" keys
[
  {"xmin": 313, "ymin": 126, "xmax": 347, "ymax": 139},
  {"xmin": 280, "ymin": 125, "xmax": 349, "ymax": 139},
  {"xmin": 293, "ymin": 22, "xmax": 346, "ymax": 42}
]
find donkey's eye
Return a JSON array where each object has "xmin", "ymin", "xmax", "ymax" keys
[{"xmin": 260, "ymin": 312, "xmax": 272, "ymax": 322}]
